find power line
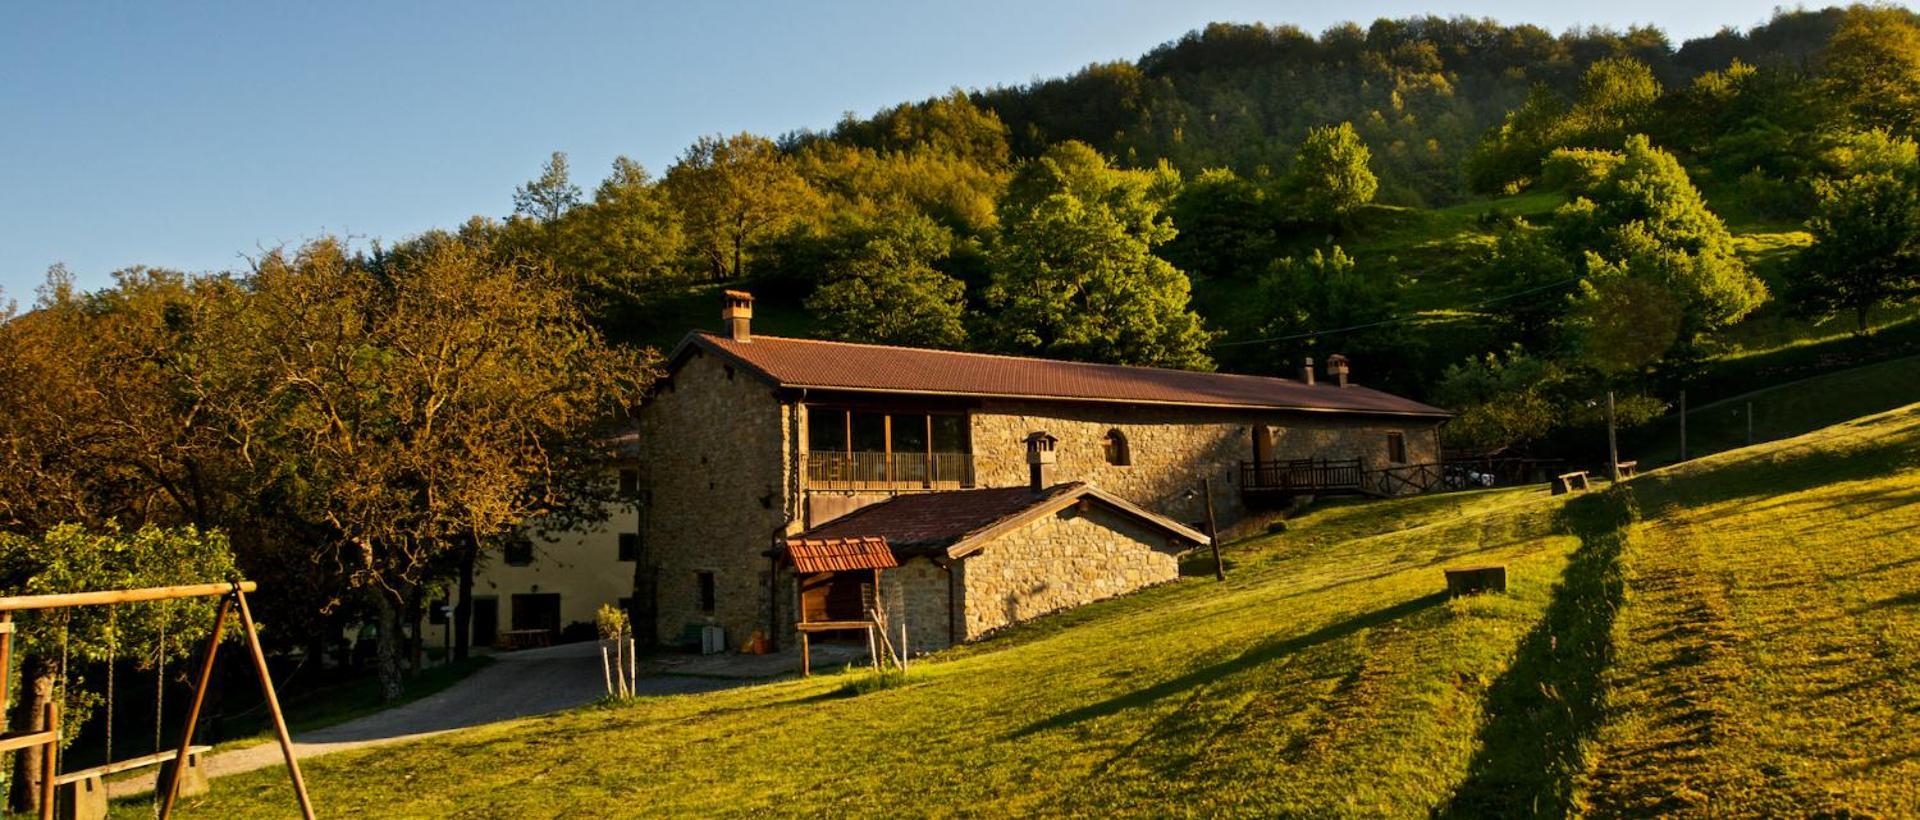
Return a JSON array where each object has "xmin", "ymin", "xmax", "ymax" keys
[{"xmin": 1211, "ymin": 275, "xmax": 1583, "ymax": 349}]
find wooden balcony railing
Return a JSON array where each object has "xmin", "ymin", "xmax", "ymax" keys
[
  {"xmin": 1240, "ymin": 457, "xmax": 1364, "ymax": 494},
  {"xmin": 806, "ymin": 451, "xmax": 974, "ymax": 490}
]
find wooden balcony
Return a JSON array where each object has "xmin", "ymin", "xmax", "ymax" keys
[
  {"xmin": 1241, "ymin": 457, "xmax": 1365, "ymax": 495},
  {"xmin": 806, "ymin": 451, "xmax": 974, "ymax": 491}
]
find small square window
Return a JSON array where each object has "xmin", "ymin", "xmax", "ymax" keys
[
  {"xmin": 618, "ymin": 533, "xmax": 639, "ymax": 562},
  {"xmin": 697, "ymin": 571, "xmax": 716, "ymax": 614},
  {"xmin": 503, "ymin": 536, "xmax": 534, "ymax": 566},
  {"xmin": 1386, "ymin": 432, "xmax": 1407, "ymax": 464},
  {"xmin": 618, "ymin": 469, "xmax": 639, "ymax": 496}
]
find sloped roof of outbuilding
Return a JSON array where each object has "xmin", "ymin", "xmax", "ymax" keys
[
  {"xmin": 790, "ymin": 483, "xmax": 1209, "ymax": 561},
  {"xmin": 782, "ymin": 536, "xmax": 899, "ymax": 573},
  {"xmin": 670, "ymin": 332, "xmax": 1449, "ymax": 418}
]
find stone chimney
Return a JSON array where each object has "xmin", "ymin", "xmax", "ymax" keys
[
  {"xmin": 721, "ymin": 290, "xmax": 754, "ymax": 342},
  {"xmin": 1299, "ymin": 357, "xmax": 1316, "ymax": 386},
  {"xmin": 1025, "ymin": 431, "xmax": 1058, "ymax": 492},
  {"xmin": 1327, "ymin": 353, "xmax": 1350, "ymax": 387}
]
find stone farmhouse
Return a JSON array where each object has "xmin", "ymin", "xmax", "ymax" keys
[{"xmin": 622, "ymin": 291, "xmax": 1450, "ymax": 654}]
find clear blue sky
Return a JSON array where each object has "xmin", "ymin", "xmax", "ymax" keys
[{"xmin": 0, "ymin": 0, "xmax": 1830, "ymax": 298}]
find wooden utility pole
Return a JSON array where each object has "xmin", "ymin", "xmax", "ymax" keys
[
  {"xmin": 1679, "ymin": 389, "xmax": 1689, "ymax": 462},
  {"xmin": 1202, "ymin": 478, "xmax": 1225, "ymax": 581},
  {"xmin": 1606, "ymin": 391, "xmax": 1621, "ymax": 483}
]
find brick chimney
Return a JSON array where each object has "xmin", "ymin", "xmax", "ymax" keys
[
  {"xmin": 721, "ymin": 290, "xmax": 754, "ymax": 342},
  {"xmin": 1327, "ymin": 353, "xmax": 1350, "ymax": 387},
  {"xmin": 1299, "ymin": 357, "xmax": 1316, "ymax": 386},
  {"xmin": 1025, "ymin": 431, "xmax": 1058, "ymax": 492}
]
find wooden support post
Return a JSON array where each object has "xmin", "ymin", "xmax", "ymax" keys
[
  {"xmin": 1203, "ymin": 478, "xmax": 1225, "ymax": 581},
  {"xmin": 160, "ymin": 593, "xmax": 230, "ymax": 819},
  {"xmin": 233, "ymin": 586, "xmax": 315, "ymax": 820},
  {"xmin": 800, "ymin": 632, "xmax": 811, "ymax": 678},
  {"xmin": 1678, "ymin": 389, "xmax": 1688, "ymax": 462},
  {"xmin": 38, "ymin": 701, "xmax": 55, "ymax": 820},
  {"xmin": 1606, "ymin": 390, "xmax": 1620, "ymax": 483}
]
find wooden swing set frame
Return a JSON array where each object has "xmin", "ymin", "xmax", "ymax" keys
[{"xmin": 0, "ymin": 580, "xmax": 314, "ymax": 820}]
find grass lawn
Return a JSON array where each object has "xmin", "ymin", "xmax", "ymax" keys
[
  {"xmin": 164, "ymin": 404, "xmax": 1920, "ymax": 817},
  {"xmin": 1581, "ymin": 404, "xmax": 1920, "ymax": 814},
  {"xmin": 1631, "ymin": 354, "xmax": 1920, "ymax": 466}
]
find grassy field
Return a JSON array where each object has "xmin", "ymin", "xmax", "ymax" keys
[
  {"xmin": 157, "ymin": 403, "xmax": 1920, "ymax": 817},
  {"xmin": 1631, "ymin": 355, "xmax": 1920, "ymax": 466}
]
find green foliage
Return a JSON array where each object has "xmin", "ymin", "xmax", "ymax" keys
[
  {"xmin": 1822, "ymin": 5, "xmax": 1920, "ymax": 136},
  {"xmin": 512, "ymin": 157, "xmax": 687, "ymax": 327},
  {"xmin": 664, "ymin": 133, "xmax": 820, "ymax": 280},
  {"xmin": 1568, "ymin": 261, "xmax": 1686, "ymax": 375},
  {"xmin": 1563, "ymin": 135, "xmax": 1768, "ymax": 334},
  {"xmin": 1284, "ymin": 122, "xmax": 1378, "ymax": 224},
  {"xmin": 594, "ymin": 603, "xmax": 630, "ymax": 641},
  {"xmin": 1538, "ymin": 147, "xmax": 1623, "ymax": 194},
  {"xmin": 1251, "ymin": 246, "xmax": 1407, "ymax": 367},
  {"xmin": 804, "ymin": 214, "xmax": 969, "ymax": 347},
  {"xmin": 1820, "ymin": 128, "xmax": 1920, "ymax": 178},
  {"xmin": 1468, "ymin": 58, "xmax": 1661, "ymax": 193},
  {"xmin": 985, "ymin": 142, "xmax": 1215, "ymax": 369},
  {"xmin": 512, "ymin": 151, "xmax": 583, "ymax": 223},
  {"xmin": 1432, "ymin": 347, "xmax": 1566, "ymax": 449},
  {"xmin": 0, "ymin": 522, "xmax": 237, "ymax": 745},
  {"xmin": 1163, "ymin": 168, "xmax": 1275, "ymax": 280},
  {"xmin": 1791, "ymin": 169, "xmax": 1920, "ymax": 333},
  {"xmin": 1483, "ymin": 227, "xmax": 1578, "ymax": 347}
]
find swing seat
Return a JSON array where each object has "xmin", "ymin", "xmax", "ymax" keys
[{"xmin": 54, "ymin": 746, "xmax": 211, "ymax": 820}]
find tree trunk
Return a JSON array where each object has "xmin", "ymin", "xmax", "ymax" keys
[
  {"xmin": 454, "ymin": 535, "xmax": 476, "ymax": 662},
  {"xmin": 1857, "ymin": 304, "xmax": 1871, "ymax": 337},
  {"xmin": 6, "ymin": 657, "xmax": 53, "ymax": 814},
  {"xmin": 404, "ymin": 586, "xmax": 423, "ymax": 676},
  {"xmin": 373, "ymin": 592, "xmax": 406, "ymax": 702}
]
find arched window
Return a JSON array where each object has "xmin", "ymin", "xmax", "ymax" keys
[{"xmin": 1102, "ymin": 429, "xmax": 1131, "ymax": 466}]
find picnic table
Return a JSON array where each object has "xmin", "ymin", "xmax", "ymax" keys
[{"xmin": 496, "ymin": 629, "xmax": 553, "ymax": 650}]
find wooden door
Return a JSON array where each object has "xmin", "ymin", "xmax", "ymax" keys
[{"xmin": 510, "ymin": 593, "xmax": 561, "ymax": 637}]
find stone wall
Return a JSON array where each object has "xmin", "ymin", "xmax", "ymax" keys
[
  {"xmin": 956, "ymin": 503, "xmax": 1183, "ymax": 639},
  {"xmin": 968, "ymin": 400, "xmax": 1444, "ymax": 527},
  {"xmin": 877, "ymin": 556, "xmax": 956, "ymax": 654},
  {"xmin": 637, "ymin": 351, "xmax": 796, "ymax": 648}
]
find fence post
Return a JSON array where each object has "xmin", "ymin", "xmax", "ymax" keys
[
  {"xmin": 1679, "ymin": 389, "xmax": 1688, "ymax": 462},
  {"xmin": 1746, "ymin": 401, "xmax": 1755, "ymax": 446}
]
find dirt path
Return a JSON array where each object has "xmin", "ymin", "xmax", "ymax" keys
[{"xmin": 108, "ymin": 641, "xmax": 739, "ymax": 798}]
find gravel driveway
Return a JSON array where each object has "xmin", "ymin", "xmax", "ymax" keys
[{"xmin": 108, "ymin": 641, "xmax": 738, "ymax": 798}]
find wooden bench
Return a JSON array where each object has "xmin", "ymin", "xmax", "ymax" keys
[
  {"xmin": 1552, "ymin": 470, "xmax": 1590, "ymax": 495},
  {"xmin": 1616, "ymin": 460, "xmax": 1638, "ymax": 478},
  {"xmin": 1445, "ymin": 565, "xmax": 1508, "ymax": 597},
  {"xmin": 55, "ymin": 746, "xmax": 211, "ymax": 820}
]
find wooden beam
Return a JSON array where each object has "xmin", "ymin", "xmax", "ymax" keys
[
  {"xmin": 235, "ymin": 587, "xmax": 314, "ymax": 820},
  {"xmin": 160, "ymin": 593, "xmax": 231, "ymax": 819},
  {"xmin": 0, "ymin": 581, "xmax": 257, "ymax": 613}
]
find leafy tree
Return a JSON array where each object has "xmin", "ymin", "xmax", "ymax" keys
[
  {"xmin": 804, "ymin": 214, "xmax": 969, "ymax": 347},
  {"xmin": 1556, "ymin": 135, "xmax": 1768, "ymax": 334},
  {"xmin": 1822, "ymin": 5, "xmax": 1920, "ymax": 136},
  {"xmin": 0, "ymin": 523, "xmax": 235, "ymax": 812},
  {"xmin": 523, "ymin": 157, "xmax": 687, "ymax": 329},
  {"xmin": 985, "ymin": 142, "xmax": 1215, "ymax": 369},
  {"xmin": 1284, "ymin": 122, "xmax": 1378, "ymax": 224},
  {"xmin": 1791, "ymin": 170, "xmax": 1920, "ymax": 333},
  {"xmin": 1568, "ymin": 260, "xmax": 1686, "ymax": 375},
  {"xmin": 1248, "ymin": 245, "xmax": 1408, "ymax": 372},
  {"xmin": 1468, "ymin": 58, "xmax": 1661, "ymax": 192},
  {"xmin": 1163, "ymin": 168, "xmax": 1275, "ymax": 281},
  {"xmin": 1432, "ymin": 347, "xmax": 1565, "ymax": 450},
  {"xmin": 232, "ymin": 235, "xmax": 650, "ymax": 698},
  {"xmin": 1484, "ymin": 227, "xmax": 1578, "ymax": 347},
  {"xmin": 513, "ymin": 151, "xmax": 583, "ymax": 222},
  {"xmin": 664, "ymin": 133, "xmax": 819, "ymax": 281}
]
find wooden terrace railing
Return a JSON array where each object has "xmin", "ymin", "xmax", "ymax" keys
[
  {"xmin": 806, "ymin": 451, "xmax": 975, "ymax": 490},
  {"xmin": 1240, "ymin": 458, "xmax": 1365, "ymax": 494}
]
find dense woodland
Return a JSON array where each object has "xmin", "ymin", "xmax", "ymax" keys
[{"xmin": 1, "ymin": 7, "xmax": 1918, "ymax": 806}]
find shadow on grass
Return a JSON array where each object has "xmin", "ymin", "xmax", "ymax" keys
[
  {"xmin": 1011, "ymin": 591, "xmax": 1447, "ymax": 739},
  {"xmin": 1439, "ymin": 488, "xmax": 1636, "ymax": 818}
]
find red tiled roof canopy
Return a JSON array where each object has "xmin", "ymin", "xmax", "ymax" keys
[
  {"xmin": 793, "ymin": 483, "xmax": 1207, "ymax": 560},
  {"xmin": 782, "ymin": 536, "xmax": 899, "ymax": 574},
  {"xmin": 676, "ymin": 332, "xmax": 1449, "ymax": 418}
]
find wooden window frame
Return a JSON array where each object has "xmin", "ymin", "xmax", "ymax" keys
[{"xmin": 1386, "ymin": 432, "xmax": 1407, "ymax": 464}]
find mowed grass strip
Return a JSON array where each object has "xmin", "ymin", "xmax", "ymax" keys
[
  {"xmin": 1580, "ymin": 404, "xmax": 1920, "ymax": 816},
  {"xmin": 161, "ymin": 487, "xmax": 1578, "ymax": 818}
]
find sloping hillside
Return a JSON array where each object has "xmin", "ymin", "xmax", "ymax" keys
[{"xmin": 168, "ymin": 406, "xmax": 1920, "ymax": 817}]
